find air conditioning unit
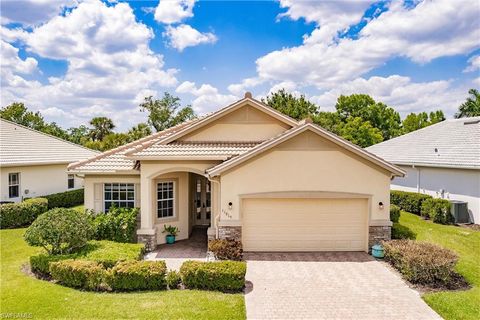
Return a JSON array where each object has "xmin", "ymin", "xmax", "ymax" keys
[{"xmin": 450, "ymin": 200, "xmax": 469, "ymax": 224}]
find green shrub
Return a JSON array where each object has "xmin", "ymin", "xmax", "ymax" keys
[
  {"xmin": 421, "ymin": 198, "xmax": 453, "ymax": 224},
  {"xmin": 383, "ymin": 240, "xmax": 458, "ymax": 285},
  {"xmin": 91, "ymin": 207, "xmax": 138, "ymax": 243},
  {"xmin": 166, "ymin": 270, "xmax": 181, "ymax": 289},
  {"xmin": 390, "ymin": 190, "xmax": 432, "ymax": 215},
  {"xmin": 29, "ymin": 240, "xmax": 144, "ymax": 276},
  {"xmin": 390, "ymin": 204, "xmax": 401, "ymax": 223},
  {"xmin": 43, "ymin": 189, "xmax": 84, "ymax": 209},
  {"xmin": 180, "ymin": 260, "xmax": 246, "ymax": 292},
  {"xmin": 24, "ymin": 208, "xmax": 92, "ymax": 254},
  {"xmin": 391, "ymin": 223, "xmax": 416, "ymax": 240},
  {"xmin": 49, "ymin": 260, "xmax": 105, "ymax": 290},
  {"xmin": 208, "ymin": 239, "xmax": 243, "ymax": 261},
  {"xmin": 0, "ymin": 198, "xmax": 48, "ymax": 229},
  {"xmin": 106, "ymin": 260, "xmax": 167, "ymax": 291}
]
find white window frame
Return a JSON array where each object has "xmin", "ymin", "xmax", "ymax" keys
[
  {"xmin": 103, "ymin": 183, "xmax": 135, "ymax": 212},
  {"xmin": 8, "ymin": 172, "xmax": 20, "ymax": 198},
  {"xmin": 67, "ymin": 174, "xmax": 75, "ymax": 189},
  {"xmin": 157, "ymin": 181, "xmax": 175, "ymax": 219}
]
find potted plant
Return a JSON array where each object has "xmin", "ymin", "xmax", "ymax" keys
[{"xmin": 162, "ymin": 225, "xmax": 179, "ymax": 244}]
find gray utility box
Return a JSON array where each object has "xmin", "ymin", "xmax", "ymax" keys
[{"xmin": 450, "ymin": 200, "xmax": 470, "ymax": 224}]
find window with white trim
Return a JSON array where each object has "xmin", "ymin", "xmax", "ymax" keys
[
  {"xmin": 68, "ymin": 174, "xmax": 75, "ymax": 189},
  {"xmin": 8, "ymin": 173, "xmax": 20, "ymax": 198},
  {"xmin": 157, "ymin": 181, "xmax": 174, "ymax": 218},
  {"xmin": 104, "ymin": 183, "xmax": 135, "ymax": 211}
]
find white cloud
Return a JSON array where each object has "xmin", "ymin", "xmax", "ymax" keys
[
  {"xmin": 0, "ymin": 0, "xmax": 77, "ymax": 26},
  {"xmin": 176, "ymin": 81, "xmax": 237, "ymax": 113},
  {"xmin": 227, "ymin": 77, "xmax": 264, "ymax": 96},
  {"xmin": 310, "ymin": 75, "xmax": 468, "ymax": 117},
  {"xmin": 1, "ymin": 0, "xmax": 178, "ymax": 130},
  {"xmin": 163, "ymin": 24, "xmax": 217, "ymax": 51},
  {"xmin": 1, "ymin": 40, "xmax": 38, "ymax": 74},
  {"xmin": 154, "ymin": 0, "xmax": 195, "ymax": 24},
  {"xmin": 464, "ymin": 55, "xmax": 480, "ymax": 73},
  {"xmin": 244, "ymin": 0, "xmax": 480, "ymax": 91}
]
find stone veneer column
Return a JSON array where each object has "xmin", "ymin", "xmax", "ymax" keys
[
  {"xmin": 368, "ymin": 225, "xmax": 391, "ymax": 249},
  {"xmin": 217, "ymin": 226, "xmax": 242, "ymax": 241}
]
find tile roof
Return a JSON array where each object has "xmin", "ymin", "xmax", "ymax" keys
[
  {"xmin": 131, "ymin": 141, "xmax": 261, "ymax": 158},
  {"xmin": 0, "ymin": 119, "xmax": 99, "ymax": 167},
  {"xmin": 366, "ymin": 117, "xmax": 480, "ymax": 169}
]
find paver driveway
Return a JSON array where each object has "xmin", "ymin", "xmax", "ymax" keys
[{"xmin": 244, "ymin": 252, "xmax": 441, "ymax": 320}]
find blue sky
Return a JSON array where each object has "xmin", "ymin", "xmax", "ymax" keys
[{"xmin": 1, "ymin": 0, "xmax": 479, "ymax": 130}]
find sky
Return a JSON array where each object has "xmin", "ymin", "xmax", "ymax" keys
[{"xmin": 1, "ymin": 0, "xmax": 479, "ymax": 131}]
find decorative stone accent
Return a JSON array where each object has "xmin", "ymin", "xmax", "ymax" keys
[
  {"xmin": 218, "ymin": 226, "xmax": 242, "ymax": 241},
  {"xmin": 368, "ymin": 226, "xmax": 391, "ymax": 250},
  {"xmin": 138, "ymin": 234, "xmax": 156, "ymax": 252}
]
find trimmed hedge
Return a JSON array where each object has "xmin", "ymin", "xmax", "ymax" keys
[
  {"xmin": 180, "ymin": 260, "xmax": 246, "ymax": 292},
  {"xmin": 24, "ymin": 208, "xmax": 92, "ymax": 255},
  {"xmin": 421, "ymin": 198, "xmax": 453, "ymax": 224},
  {"xmin": 383, "ymin": 240, "xmax": 458, "ymax": 285},
  {"xmin": 29, "ymin": 240, "xmax": 145, "ymax": 276},
  {"xmin": 390, "ymin": 190, "xmax": 432, "ymax": 215},
  {"xmin": 91, "ymin": 207, "xmax": 139, "ymax": 243},
  {"xmin": 208, "ymin": 239, "xmax": 243, "ymax": 261},
  {"xmin": 391, "ymin": 223, "xmax": 416, "ymax": 240},
  {"xmin": 43, "ymin": 188, "xmax": 84, "ymax": 209},
  {"xmin": 0, "ymin": 198, "xmax": 48, "ymax": 229},
  {"xmin": 166, "ymin": 270, "xmax": 181, "ymax": 289},
  {"xmin": 50, "ymin": 259, "xmax": 105, "ymax": 290},
  {"xmin": 390, "ymin": 204, "xmax": 401, "ymax": 223},
  {"xmin": 106, "ymin": 260, "xmax": 167, "ymax": 291}
]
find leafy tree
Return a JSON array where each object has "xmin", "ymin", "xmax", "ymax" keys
[
  {"xmin": 127, "ymin": 123, "xmax": 152, "ymax": 141},
  {"xmin": 140, "ymin": 93, "xmax": 196, "ymax": 132},
  {"xmin": 402, "ymin": 110, "xmax": 445, "ymax": 133},
  {"xmin": 338, "ymin": 117, "xmax": 383, "ymax": 148},
  {"xmin": 101, "ymin": 133, "xmax": 130, "ymax": 151},
  {"xmin": 0, "ymin": 102, "xmax": 45, "ymax": 130},
  {"xmin": 312, "ymin": 112, "xmax": 342, "ymax": 135},
  {"xmin": 335, "ymin": 94, "xmax": 401, "ymax": 140},
  {"xmin": 68, "ymin": 125, "xmax": 90, "ymax": 145},
  {"xmin": 455, "ymin": 88, "xmax": 480, "ymax": 118},
  {"xmin": 263, "ymin": 89, "xmax": 319, "ymax": 120},
  {"xmin": 89, "ymin": 117, "xmax": 115, "ymax": 141}
]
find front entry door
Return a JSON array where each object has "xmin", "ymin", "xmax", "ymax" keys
[{"xmin": 194, "ymin": 177, "xmax": 211, "ymax": 226}]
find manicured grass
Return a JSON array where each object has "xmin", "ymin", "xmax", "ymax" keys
[
  {"xmin": 1, "ymin": 228, "xmax": 245, "ymax": 319},
  {"xmin": 399, "ymin": 212, "xmax": 480, "ymax": 320}
]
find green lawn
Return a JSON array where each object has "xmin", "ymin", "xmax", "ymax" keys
[
  {"xmin": 399, "ymin": 212, "xmax": 480, "ymax": 320},
  {"xmin": 0, "ymin": 228, "xmax": 245, "ymax": 319}
]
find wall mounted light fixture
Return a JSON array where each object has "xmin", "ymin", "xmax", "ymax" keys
[
  {"xmin": 228, "ymin": 202, "xmax": 233, "ymax": 210},
  {"xmin": 378, "ymin": 202, "xmax": 384, "ymax": 210}
]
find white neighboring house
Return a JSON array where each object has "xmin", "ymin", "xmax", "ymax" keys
[
  {"xmin": 367, "ymin": 117, "xmax": 480, "ymax": 224},
  {"xmin": 0, "ymin": 119, "xmax": 99, "ymax": 203}
]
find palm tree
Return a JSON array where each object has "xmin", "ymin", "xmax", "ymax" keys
[
  {"xmin": 89, "ymin": 117, "xmax": 115, "ymax": 141},
  {"xmin": 455, "ymin": 89, "xmax": 480, "ymax": 118}
]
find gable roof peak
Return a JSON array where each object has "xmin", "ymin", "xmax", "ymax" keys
[{"xmin": 244, "ymin": 92, "xmax": 253, "ymax": 99}]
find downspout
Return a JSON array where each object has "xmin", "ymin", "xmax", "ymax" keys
[{"xmin": 205, "ymin": 173, "xmax": 221, "ymax": 239}]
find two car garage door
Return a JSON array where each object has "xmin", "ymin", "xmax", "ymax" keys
[{"xmin": 242, "ymin": 197, "xmax": 368, "ymax": 252}]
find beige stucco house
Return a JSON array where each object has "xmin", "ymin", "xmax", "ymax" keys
[
  {"xmin": 0, "ymin": 119, "xmax": 99, "ymax": 203},
  {"xmin": 69, "ymin": 93, "xmax": 404, "ymax": 252}
]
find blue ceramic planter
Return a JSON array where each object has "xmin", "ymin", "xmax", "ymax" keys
[
  {"xmin": 166, "ymin": 235, "xmax": 176, "ymax": 244},
  {"xmin": 371, "ymin": 244, "xmax": 384, "ymax": 258}
]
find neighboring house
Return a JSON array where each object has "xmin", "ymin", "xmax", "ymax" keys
[
  {"xmin": 0, "ymin": 119, "xmax": 99, "ymax": 202},
  {"xmin": 367, "ymin": 117, "xmax": 480, "ymax": 224},
  {"xmin": 69, "ymin": 93, "xmax": 404, "ymax": 252}
]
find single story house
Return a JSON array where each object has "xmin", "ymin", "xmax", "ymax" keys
[
  {"xmin": 367, "ymin": 117, "xmax": 480, "ymax": 224},
  {"xmin": 0, "ymin": 119, "xmax": 99, "ymax": 202},
  {"xmin": 69, "ymin": 93, "xmax": 405, "ymax": 252}
]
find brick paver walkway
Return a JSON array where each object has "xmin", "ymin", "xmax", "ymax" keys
[
  {"xmin": 145, "ymin": 227, "xmax": 208, "ymax": 270},
  {"xmin": 244, "ymin": 252, "xmax": 441, "ymax": 320}
]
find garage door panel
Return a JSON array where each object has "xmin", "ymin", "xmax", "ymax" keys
[{"xmin": 242, "ymin": 198, "xmax": 367, "ymax": 252}]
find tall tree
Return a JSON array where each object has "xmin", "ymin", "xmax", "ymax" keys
[
  {"xmin": 127, "ymin": 123, "xmax": 152, "ymax": 141},
  {"xmin": 89, "ymin": 117, "xmax": 115, "ymax": 141},
  {"xmin": 338, "ymin": 117, "xmax": 384, "ymax": 148},
  {"xmin": 68, "ymin": 125, "xmax": 90, "ymax": 145},
  {"xmin": 312, "ymin": 112, "xmax": 342, "ymax": 135},
  {"xmin": 335, "ymin": 94, "xmax": 401, "ymax": 140},
  {"xmin": 0, "ymin": 102, "xmax": 46, "ymax": 130},
  {"xmin": 140, "ymin": 93, "xmax": 196, "ymax": 132},
  {"xmin": 455, "ymin": 88, "xmax": 480, "ymax": 118},
  {"xmin": 402, "ymin": 110, "xmax": 445, "ymax": 134},
  {"xmin": 263, "ymin": 89, "xmax": 319, "ymax": 120}
]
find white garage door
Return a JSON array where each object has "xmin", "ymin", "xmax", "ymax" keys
[{"xmin": 242, "ymin": 198, "xmax": 368, "ymax": 252}]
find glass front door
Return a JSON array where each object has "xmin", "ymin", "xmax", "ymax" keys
[{"xmin": 194, "ymin": 177, "xmax": 211, "ymax": 226}]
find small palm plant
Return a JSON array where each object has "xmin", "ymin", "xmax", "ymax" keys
[{"xmin": 162, "ymin": 225, "xmax": 179, "ymax": 244}]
